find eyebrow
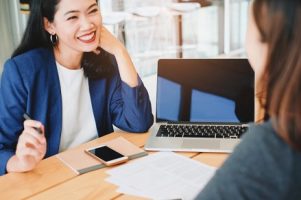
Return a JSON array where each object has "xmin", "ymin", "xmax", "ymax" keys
[{"xmin": 64, "ymin": 3, "xmax": 98, "ymax": 16}]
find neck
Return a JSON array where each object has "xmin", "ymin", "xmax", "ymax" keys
[{"xmin": 54, "ymin": 46, "xmax": 83, "ymax": 70}]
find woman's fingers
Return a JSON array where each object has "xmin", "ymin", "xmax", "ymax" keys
[
  {"xmin": 17, "ymin": 120, "xmax": 47, "ymax": 162},
  {"xmin": 99, "ymin": 26, "xmax": 123, "ymax": 55},
  {"xmin": 8, "ymin": 119, "xmax": 47, "ymax": 172},
  {"xmin": 24, "ymin": 119, "xmax": 43, "ymax": 131},
  {"xmin": 23, "ymin": 120, "xmax": 46, "ymax": 144},
  {"xmin": 18, "ymin": 132, "xmax": 46, "ymax": 154},
  {"xmin": 20, "ymin": 132, "xmax": 40, "ymax": 149},
  {"xmin": 18, "ymin": 146, "xmax": 42, "ymax": 159}
]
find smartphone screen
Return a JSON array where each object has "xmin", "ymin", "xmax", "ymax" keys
[{"xmin": 88, "ymin": 146, "xmax": 124, "ymax": 162}]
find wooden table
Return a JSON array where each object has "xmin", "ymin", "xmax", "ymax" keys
[{"xmin": 0, "ymin": 131, "xmax": 228, "ymax": 200}]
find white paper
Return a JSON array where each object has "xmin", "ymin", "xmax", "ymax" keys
[{"xmin": 106, "ymin": 152, "xmax": 216, "ymax": 199}]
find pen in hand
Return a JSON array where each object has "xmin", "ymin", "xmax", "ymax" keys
[{"xmin": 23, "ymin": 113, "xmax": 43, "ymax": 134}]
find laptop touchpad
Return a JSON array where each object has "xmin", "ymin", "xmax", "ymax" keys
[{"xmin": 182, "ymin": 139, "xmax": 220, "ymax": 149}]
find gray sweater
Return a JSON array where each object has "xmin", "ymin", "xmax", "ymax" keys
[{"xmin": 195, "ymin": 121, "xmax": 301, "ymax": 200}]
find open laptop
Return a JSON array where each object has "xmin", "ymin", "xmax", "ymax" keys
[{"xmin": 145, "ymin": 59, "xmax": 254, "ymax": 153}]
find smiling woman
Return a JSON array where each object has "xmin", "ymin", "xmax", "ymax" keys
[
  {"xmin": 44, "ymin": 1, "xmax": 101, "ymax": 60},
  {"xmin": 0, "ymin": 0, "xmax": 153, "ymax": 175}
]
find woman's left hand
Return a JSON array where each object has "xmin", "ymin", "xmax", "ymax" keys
[
  {"xmin": 95, "ymin": 25, "xmax": 138, "ymax": 87},
  {"xmin": 97, "ymin": 26, "xmax": 125, "ymax": 56}
]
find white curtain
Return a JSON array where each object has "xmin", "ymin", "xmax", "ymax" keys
[{"xmin": 0, "ymin": 0, "xmax": 27, "ymax": 73}]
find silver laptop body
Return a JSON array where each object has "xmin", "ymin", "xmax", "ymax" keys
[{"xmin": 145, "ymin": 59, "xmax": 254, "ymax": 153}]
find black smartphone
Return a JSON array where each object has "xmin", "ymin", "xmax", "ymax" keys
[{"xmin": 85, "ymin": 145, "xmax": 128, "ymax": 166}]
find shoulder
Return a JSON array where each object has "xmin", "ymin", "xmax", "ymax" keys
[
  {"xmin": 229, "ymin": 121, "xmax": 297, "ymax": 171},
  {"xmin": 239, "ymin": 121, "xmax": 290, "ymax": 157},
  {"xmin": 11, "ymin": 48, "xmax": 52, "ymax": 61},
  {"xmin": 223, "ymin": 121, "xmax": 288, "ymax": 172},
  {"xmin": 2, "ymin": 48, "xmax": 56, "ymax": 89},
  {"xmin": 5, "ymin": 48, "xmax": 54, "ymax": 71},
  {"xmin": 240, "ymin": 121, "xmax": 301, "ymax": 179},
  {"xmin": 3, "ymin": 48, "xmax": 54, "ymax": 80},
  {"xmin": 198, "ymin": 121, "xmax": 301, "ymax": 199}
]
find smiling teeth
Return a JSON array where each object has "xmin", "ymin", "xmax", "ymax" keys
[{"xmin": 79, "ymin": 32, "xmax": 94, "ymax": 41}]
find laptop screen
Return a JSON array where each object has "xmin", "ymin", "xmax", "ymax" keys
[{"xmin": 156, "ymin": 59, "xmax": 254, "ymax": 123}]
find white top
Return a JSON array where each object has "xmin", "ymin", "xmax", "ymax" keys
[{"xmin": 56, "ymin": 62, "xmax": 98, "ymax": 152}]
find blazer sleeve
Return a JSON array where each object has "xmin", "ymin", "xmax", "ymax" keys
[
  {"xmin": 0, "ymin": 59, "xmax": 27, "ymax": 175},
  {"xmin": 109, "ymin": 74, "xmax": 154, "ymax": 133}
]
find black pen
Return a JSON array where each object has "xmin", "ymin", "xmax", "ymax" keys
[{"xmin": 23, "ymin": 113, "xmax": 43, "ymax": 134}]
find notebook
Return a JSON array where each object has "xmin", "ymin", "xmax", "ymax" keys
[
  {"xmin": 57, "ymin": 137, "xmax": 147, "ymax": 174},
  {"xmin": 145, "ymin": 59, "xmax": 254, "ymax": 153}
]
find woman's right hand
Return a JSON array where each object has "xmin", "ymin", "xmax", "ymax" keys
[{"xmin": 6, "ymin": 120, "xmax": 47, "ymax": 173}]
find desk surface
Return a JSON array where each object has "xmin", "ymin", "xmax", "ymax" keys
[{"xmin": 0, "ymin": 131, "xmax": 228, "ymax": 200}]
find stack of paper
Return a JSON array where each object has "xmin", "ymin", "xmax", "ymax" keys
[{"xmin": 106, "ymin": 152, "xmax": 216, "ymax": 199}]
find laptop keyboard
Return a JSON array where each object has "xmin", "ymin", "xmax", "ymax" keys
[{"xmin": 156, "ymin": 124, "xmax": 248, "ymax": 138}]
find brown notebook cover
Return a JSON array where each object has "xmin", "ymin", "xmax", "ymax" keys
[{"xmin": 56, "ymin": 137, "xmax": 147, "ymax": 175}]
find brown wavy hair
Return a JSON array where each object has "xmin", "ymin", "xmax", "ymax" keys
[{"xmin": 253, "ymin": 0, "xmax": 301, "ymax": 150}]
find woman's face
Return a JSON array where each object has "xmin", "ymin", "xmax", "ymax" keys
[
  {"xmin": 45, "ymin": 0, "xmax": 101, "ymax": 54},
  {"xmin": 245, "ymin": 4, "xmax": 268, "ymax": 82}
]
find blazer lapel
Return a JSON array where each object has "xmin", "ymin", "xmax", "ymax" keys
[
  {"xmin": 44, "ymin": 49, "xmax": 62, "ymax": 156},
  {"xmin": 88, "ymin": 79, "xmax": 106, "ymax": 136}
]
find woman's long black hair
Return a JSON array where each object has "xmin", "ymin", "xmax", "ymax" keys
[{"xmin": 12, "ymin": 0, "xmax": 114, "ymax": 79}]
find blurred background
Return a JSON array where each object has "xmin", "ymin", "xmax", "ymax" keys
[{"xmin": 0, "ymin": 0, "xmax": 249, "ymax": 76}]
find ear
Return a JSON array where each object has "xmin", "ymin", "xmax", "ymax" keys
[{"xmin": 43, "ymin": 17, "xmax": 55, "ymax": 35}]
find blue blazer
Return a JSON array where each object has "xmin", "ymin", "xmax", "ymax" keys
[{"xmin": 0, "ymin": 48, "xmax": 153, "ymax": 175}]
